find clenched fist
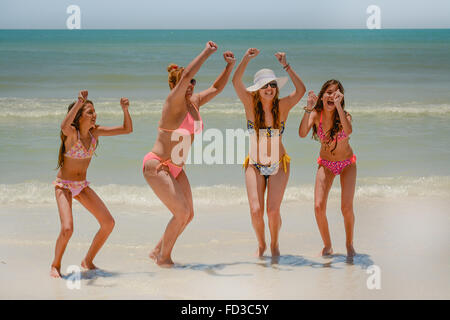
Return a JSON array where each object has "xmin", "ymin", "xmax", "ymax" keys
[
  {"xmin": 78, "ymin": 90, "xmax": 88, "ymax": 102},
  {"xmin": 245, "ymin": 48, "xmax": 260, "ymax": 59},
  {"xmin": 223, "ymin": 51, "xmax": 236, "ymax": 64},
  {"xmin": 120, "ymin": 97, "xmax": 130, "ymax": 109},
  {"xmin": 275, "ymin": 52, "xmax": 287, "ymax": 67},
  {"xmin": 205, "ymin": 41, "xmax": 218, "ymax": 53}
]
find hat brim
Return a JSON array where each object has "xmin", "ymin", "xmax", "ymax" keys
[{"xmin": 246, "ymin": 76, "xmax": 288, "ymax": 92}]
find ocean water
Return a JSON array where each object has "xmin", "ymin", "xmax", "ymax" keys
[{"xmin": 1, "ymin": 29, "xmax": 449, "ymax": 206}]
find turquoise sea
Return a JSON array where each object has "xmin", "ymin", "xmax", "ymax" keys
[{"xmin": 1, "ymin": 29, "xmax": 449, "ymax": 206}]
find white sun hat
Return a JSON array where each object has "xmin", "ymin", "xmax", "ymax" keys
[{"xmin": 246, "ymin": 68, "xmax": 288, "ymax": 92}]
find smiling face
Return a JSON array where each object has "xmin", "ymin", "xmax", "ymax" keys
[
  {"xmin": 321, "ymin": 83, "xmax": 340, "ymax": 112},
  {"xmin": 79, "ymin": 103, "xmax": 97, "ymax": 130},
  {"xmin": 258, "ymin": 81, "xmax": 278, "ymax": 101}
]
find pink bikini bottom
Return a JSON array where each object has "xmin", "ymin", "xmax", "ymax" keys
[
  {"xmin": 53, "ymin": 178, "xmax": 90, "ymax": 197},
  {"xmin": 142, "ymin": 152, "xmax": 183, "ymax": 179},
  {"xmin": 317, "ymin": 154, "xmax": 356, "ymax": 175}
]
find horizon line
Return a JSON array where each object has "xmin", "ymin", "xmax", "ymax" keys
[{"xmin": 1, "ymin": 27, "xmax": 450, "ymax": 31}]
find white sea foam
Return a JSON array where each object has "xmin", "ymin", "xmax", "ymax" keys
[
  {"xmin": 1, "ymin": 176, "xmax": 449, "ymax": 207},
  {"xmin": 1, "ymin": 98, "xmax": 450, "ymax": 119}
]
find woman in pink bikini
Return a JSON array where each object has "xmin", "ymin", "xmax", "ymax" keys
[
  {"xmin": 143, "ymin": 41, "xmax": 235, "ymax": 267},
  {"xmin": 51, "ymin": 90, "xmax": 133, "ymax": 278},
  {"xmin": 298, "ymin": 80, "xmax": 356, "ymax": 258}
]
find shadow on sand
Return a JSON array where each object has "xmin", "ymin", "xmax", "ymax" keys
[
  {"xmin": 264, "ymin": 253, "xmax": 374, "ymax": 270},
  {"xmin": 172, "ymin": 253, "xmax": 374, "ymax": 276},
  {"xmin": 62, "ymin": 268, "xmax": 156, "ymax": 287},
  {"xmin": 174, "ymin": 262, "xmax": 255, "ymax": 277},
  {"xmin": 58, "ymin": 252, "xmax": 374, "ymax": 280}
]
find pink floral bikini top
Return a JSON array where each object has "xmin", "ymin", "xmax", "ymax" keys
[
  {"xmin": 158, "ymin": 102, "xmax": 203, "ymax": 135},
  {"xmin": 65, "ymin": 130, "xmax": 97, "ymax": 159},
  {"xmin": 317, "ymin": 112, "xmax": 348, "ymax": 143}
]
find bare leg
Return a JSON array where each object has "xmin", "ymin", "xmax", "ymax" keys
[
  {"xmin": 340, "ymin": 163, "xmax": 357, "ymax": 257},
  {"xmin": 75, "ymin": 187, "xmax": 115, "ymax": 270},
  {"xmin": 245, "ymin": 165, "xmax": 267, "ymax": 257},
  {"xmin": 266, "ymin": 162, "xmax": 290, "ymax": 257},
  {"xmin": 149, "ymin": 170, "xmax": 194, "ymax": 261},
  {"xmin": 144, "ymin": 160, "xmax": 191, "ymax": 267},
  {"xmin": 51, "ymin": 187, "xmax": 74, "ymax": 278},
  {"xmin": 314, "ymin": 165, "xmax": 336, "ymax": 256}
]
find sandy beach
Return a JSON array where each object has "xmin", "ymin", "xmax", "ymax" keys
[{"xmin": 0, "ymin": 196, "xmax": 448, "ymax": 300}]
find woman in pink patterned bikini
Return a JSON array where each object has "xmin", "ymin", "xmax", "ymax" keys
[
  {"xmin": 51, "ymin": 90, "xmax": 133, "ymax": 278},
  {"xmin": 298, "ymin": 80, "xmax": 356, "ymax": 258}
]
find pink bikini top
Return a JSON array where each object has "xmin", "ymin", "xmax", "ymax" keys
[
  {"xmin": 158, "ymin": 102, "xmax": 203, "ymax": 135},
  {"xmin": 317, "ymin": 112, "xmax": 348, "ymax": 143},
  {"xmin": 64, "ymin": 130, "xmax": 97, "ymax": 159}
]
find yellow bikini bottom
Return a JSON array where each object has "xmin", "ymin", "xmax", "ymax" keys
[{"xmin": 243, "ymin": 154, "xmax": 291, "ymax": 175}]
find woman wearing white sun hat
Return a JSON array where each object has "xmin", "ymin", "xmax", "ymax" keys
[{"xmin": 232, "ymin": 48, "xmax": 306, "ymax": 258}]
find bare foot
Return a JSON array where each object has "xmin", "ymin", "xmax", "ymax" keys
[
  {"xmin": 321, "ymin": 246, "xmax": 333, "ymax": 256},
  {"xmin": 149, "ymin": 247, "xmax": 160, "ymax": 261},
  {"xmin": 346, "ymin": 244, "xmax": 356, "ymax": 257},
  {"xmin": 254, "ymin": 244, "xmax": 266, "ymax": 257},
  {"xmin": 270, "ymin": 245, "xmax": 280, "ymax": 257},
  {"xmin": 50, "ymin": 265, "xmax": 61, "ymax": 278},
  {"xmin": 156, "ymin": 255, "xmax": 174, "ymax": 268},
  {"xmin": 81, "ymin": 259, "xmax": 98, "ymax": 270}
]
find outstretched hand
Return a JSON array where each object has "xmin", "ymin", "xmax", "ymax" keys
[
  {"xmin": 120, "ymin": 97, "xmax": 129, "ymax": 109},
  {"xmin": 223, "ymin": 51, "xmax": 236, "ymax": 64},
  {"xmin": 245, "ymin": 48, "xmax": 260, "ymax": 59}
]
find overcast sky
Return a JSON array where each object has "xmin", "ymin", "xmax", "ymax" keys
[{"xmin": 1, "ymin": 0, "xmax": 449, "ymax": 29}]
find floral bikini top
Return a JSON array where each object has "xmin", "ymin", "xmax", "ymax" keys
[
  {"xmin": 65, "ymin": 130, "xmax": 97, "ymax": 159},
  {"xmin": 247, "ymin": 120, "xmax": 285, "ymax": 137},
  {"xmin": 317, "ymin": 112, "xmax": 348, "ymax": 143}
]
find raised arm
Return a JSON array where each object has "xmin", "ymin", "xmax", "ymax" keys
[
  {"xmin": 232, "ymin": 48, "xmax": 259, "ymax": 113},
  {"xmin": 277, "ymin": 52, "xmax": 306, "ymax": 114},
  {"xmin": 193, "ymin": 51, "xmax": 236, "ymax": 107},
  {"xmin": 298, "ymin": 91, "xmax": 318, "ymax": 138},
  {"xmin": 167, "ymin": 41, "xmax": 218, "ymax": 108},
  {"xmin": 61, "ymin": 90, "xmax": 88, "ymax": 136},
  {"xmin": 94, "ymin": 98, "xmax": 133, "ymax": 136},
  {"xmin": 333, "ymin": 90, "xmax": 352, "ymax": 135}
]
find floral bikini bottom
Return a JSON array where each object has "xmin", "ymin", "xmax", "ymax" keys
[
  {"xmin": 53, "ymin": 178, "xmax": 90, "ymax": 197},
  {"xmin": 317, "ymin": 154, "xmax": 357, "ymax": 175}
]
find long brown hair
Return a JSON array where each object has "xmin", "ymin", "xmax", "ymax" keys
[
  {"xmin": 56, "ymin": 100, "xmax": 95, "ymax": 169},
  {"xmin": 251, "ymin": 90, "xmax": 281, "ymax": 139},
  {"xmin": 312, "ymin": 79, "xmax": 348, "ymax": 152}
]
